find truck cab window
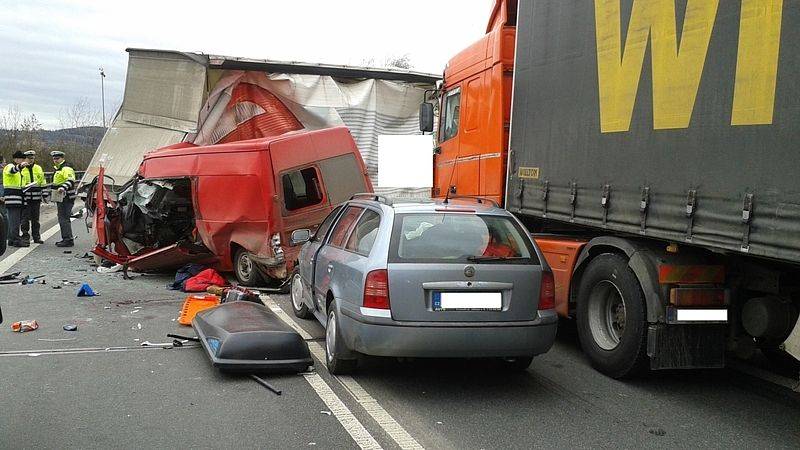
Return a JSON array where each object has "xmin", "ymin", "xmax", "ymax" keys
[
  {"xmin": 440, "ymin": 88, "xmax": 461, "ymax": 142},
  {"xmin": 283, "ymin": 167, "xmax": 324, "ymax": 211}
]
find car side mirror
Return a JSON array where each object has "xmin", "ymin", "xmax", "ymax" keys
[
  {"xmin": 291, "ymin": 229, "xmax": 312, "ymax": 246},
  {"xmin": 419, "ymin": 103, "xmax": 434, "ymax": 133}
]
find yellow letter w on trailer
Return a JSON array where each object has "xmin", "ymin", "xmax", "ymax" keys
[
  {"xmin": 594, "ymin": 0, "xmax": 719, "ymax": 133},
  {"xmin": 594, "ymin": 0, "xmax": 784, "ymax": 133}
]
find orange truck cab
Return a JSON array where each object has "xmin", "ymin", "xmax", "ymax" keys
[
  {"xmin": 430, "ymin": 0, "xmax": 516, "ymax": 206},
  {"xmin": 424, "ymin": 0, "xmax": 800, "ymax": 381},
  {"xmin": 90, "ymin": 126, "xmax": 372, "ymax": 288}
]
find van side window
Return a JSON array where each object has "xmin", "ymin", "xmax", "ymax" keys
[
  {"xmin": 283, "ymin": 167, "xmax": 323, "ymax": 211},
  {"xmin": 346, "ymin": 210, "xmax": 380, "ymax": 255},
  {"xmin": 328, "ymin": 206, "xmax": 364, "ymax": 248},
  {"xmin": 440, "ymin": 88, "xmax": 461, "ymax": 142}
]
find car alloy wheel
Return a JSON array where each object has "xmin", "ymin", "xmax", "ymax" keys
[
  {"xmin": 290, "ymin": 271, "xmax": 313, "ymax": 319},
  {"xmin": 325, "ymin": 307, "xmax": 357, "ymax": 374},
  {"xmin": 326, "ymin": 309, "xmax": 337, "ymax": 362}
]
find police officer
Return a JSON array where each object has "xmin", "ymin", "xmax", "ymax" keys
[
  {"xmin": 2, "ymin": 151, "xmax": 30, "ymax": 247},
  {"xmin": 20, "ymin": 150, "xmax": 46, "ymax": 244},
  {"xmin": 51, "ymin": 150, "xmax": 76, "ymax": 247}
]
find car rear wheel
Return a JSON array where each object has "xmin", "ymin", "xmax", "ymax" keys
[
  {"xmin": 234, "ymin": 247, "xmax": 265, "ymax": 287},
  {"xmin": 326, "ymin": 307, "xmax": 357, "ymax": 375},
  {"xmin": 290, "ymin": 269, "xmax": 313, "ymax": 319},
  {"xmin": 576, "ymin": 253, "xmax": 648, "ymax": 379}
]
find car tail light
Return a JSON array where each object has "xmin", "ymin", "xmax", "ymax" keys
[
  {"xmin": 363, "ymin": 269, "xmax": 390, "ymax": 310},
  {"xmin": 538, "ymin": 271, "xmax": 555, "ymax": 310}
]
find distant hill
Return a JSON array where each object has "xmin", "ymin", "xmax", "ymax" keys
[
  {"xmin": 40, "ymin": 126, "xmax": 105, "ymax": 149},
  {"xmin": 1, "ymin": 126, "xmax": 105, "ymax": 171}
]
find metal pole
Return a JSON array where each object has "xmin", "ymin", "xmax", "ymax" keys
[{"xmin": 99, "ymin": 67, "xmax": 106, "ymax": 128}]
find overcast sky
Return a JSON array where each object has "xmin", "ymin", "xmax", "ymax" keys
[{"xmin": 0, "ymin": 0, "xmax": 493, "ymax": 129}]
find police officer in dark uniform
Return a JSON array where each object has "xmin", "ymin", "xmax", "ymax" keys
[{"xmin": 2, "ymin": 151, "xmax": 30, "ymax": 247}]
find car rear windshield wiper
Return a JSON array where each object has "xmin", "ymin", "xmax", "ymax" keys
[{"xmin": 466, "ymin": 256, "xmax": 528, "ymax": 262}]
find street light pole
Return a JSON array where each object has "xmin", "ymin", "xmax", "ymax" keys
[{"xmin": 99, "ymin": 67, "xmax": 106, "ymax": 128}]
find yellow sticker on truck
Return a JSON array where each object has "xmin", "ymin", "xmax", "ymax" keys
[{"xmin": 518, "ymin": 167, "xmax": 540, "ymax": 179}]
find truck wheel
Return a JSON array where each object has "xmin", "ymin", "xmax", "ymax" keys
[
  {"xmin": 234, "ymin": 248, "xmax": 265, "ymax": 287},
  {"xmin": 325, "ymin": 306, "xmax": 357, "ymax": 374},
  {"xmin": 576, "ymin": 253, "xmax": 648, "ymax": 379},
  {"xmin": 290, "ymin": 269, "xmax": 313, "ymax": 319}
]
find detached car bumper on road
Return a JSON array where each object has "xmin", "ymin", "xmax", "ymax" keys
[{"xmin": 337, "ymin": 302, "xmax": 559, "ymax": 358}]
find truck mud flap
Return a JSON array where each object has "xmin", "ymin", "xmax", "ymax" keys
[
  {"xmin": 647, "ymin": 324, "xmax": 726, "ymax": 370},
  {"xmin": 192, "ymin": 301, "xmax": 313, "ymax": 373}
]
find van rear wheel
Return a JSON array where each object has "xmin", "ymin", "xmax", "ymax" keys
[
  {"xmin": 576, "ymin": 253, "xmax": 648, "ymax": 379},
  {"xmin": 234, "ymin": 248, "xmax": 265, "ymax": 287}
]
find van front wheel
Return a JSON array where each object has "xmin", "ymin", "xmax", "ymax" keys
[{"xmin": 234, "ymin": 248, "xmax": 265, "ymax": 287}]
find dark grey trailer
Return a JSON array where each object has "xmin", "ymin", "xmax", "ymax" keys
[
  {"xmin": 506, "ymin": 0, "xmax": 800, "ymax": 265},
  {"xmin": 503, "ymin": 0, "xmax": 800, "ymax": 380}
]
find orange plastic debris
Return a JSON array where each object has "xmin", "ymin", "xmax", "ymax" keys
[{"xmin": 178, "ymin": 294, "xmax": 221, "ymax": 326}]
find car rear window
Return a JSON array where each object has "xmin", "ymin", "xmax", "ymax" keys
[{"xmin": 389, "ymin": 213, "xmax": 539, "ymax": 264}]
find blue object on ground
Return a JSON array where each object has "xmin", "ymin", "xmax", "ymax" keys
[{"xmin": 77, "ymin": 283, "xmax": 97, "ymax": 297}]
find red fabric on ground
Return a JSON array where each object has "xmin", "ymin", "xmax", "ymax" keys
[{"xmin": 184, "ymin": 268, "xmax": 229, "ymax": 292}]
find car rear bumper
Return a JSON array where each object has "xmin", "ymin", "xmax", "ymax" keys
[{"xmin": 338, "ymin": 303, "xmax": 558, "ymax": 358}]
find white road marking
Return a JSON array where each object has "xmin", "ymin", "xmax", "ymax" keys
[
  {"xmin": 0, "ymin": 216, "xmax": 78, "ymax": 275},
  {"xmin": 303, "ymin": 372, "xmax": 382, "ymax": 450},
  {"xmin": 261, "ymin": 295, "xmax": 382, "ymax": 449},
  {"xmin": 0, "ymin": 344, "xmax": 200, "ymax": 357},
  {"xmin": 262, "ymin": 295, "xmax": 424, "ymax": 450}
]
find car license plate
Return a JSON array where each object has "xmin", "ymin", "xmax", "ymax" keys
[{"xmin": 432, "ymin": 292, "xmax": 502, "ymax": 311}]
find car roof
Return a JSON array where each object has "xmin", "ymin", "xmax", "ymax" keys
[{"xmin": 346, "ymin": 195, "xmax": 510, "ymax": 215}]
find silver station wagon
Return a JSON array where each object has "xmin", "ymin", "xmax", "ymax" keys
[{"xmin": 289, "ymin": 195, "xmax": 558, "ymax": 374}]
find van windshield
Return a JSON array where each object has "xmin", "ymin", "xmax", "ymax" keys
[{"xmin": 389, "ymin": 213, "xmax": 538, "ymax": 264}]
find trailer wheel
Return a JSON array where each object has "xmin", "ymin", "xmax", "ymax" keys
[
  {"xmin": 234, "ymin": 247, "xmax": 265, "ymax": 287},
  {"xmin": 576, "ymin": 253, "xmax": 648, "ymax": 379}
]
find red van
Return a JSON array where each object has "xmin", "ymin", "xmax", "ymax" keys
[{"xmin": 91, "ymin": 126, "xmax": 373, "ymax": 287}]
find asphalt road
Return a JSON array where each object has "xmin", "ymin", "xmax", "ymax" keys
[{"xmin": 0, "ymin": 211, "xmax": 799, "ymax": 449}]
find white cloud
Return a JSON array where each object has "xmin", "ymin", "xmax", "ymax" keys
[{"xmin": 0, "ymin": 0, "xmax": 492, "ymax": 129}]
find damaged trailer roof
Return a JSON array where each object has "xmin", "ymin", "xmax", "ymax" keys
[{"xmin": 82, "ymin": 49, "xmax": 440, "ymax": 193}]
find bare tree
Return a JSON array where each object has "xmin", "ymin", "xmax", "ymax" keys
[
  {"xmin": 59, "ymin": 97, "xmax": 101, "ymax": 130},
  {"xmin": 0, "ymin": 105, "xmax": 22, "ymax": 157},
  {"xmin": 359, "ymin": 54, "xmax": 414, "ymax": 70},
  {"xmin": 105, "ymin": 98, "xmax": 122, "ymax": 128},
  {"xmin": 385, "ymin": 54, "xmax": 413, "ymax": 70},
  {"xmin": 19, "ymin": 113, "xmax": 43, "ymax": 152}
]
